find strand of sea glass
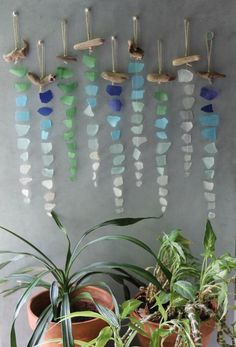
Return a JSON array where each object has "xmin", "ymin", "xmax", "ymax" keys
[
  {"xmin": 82, "ymin": 52, "xmax": 100, "ymax": 187},
  {"xmin": 128, "ymin": 60, "xmax": 147, "ymax": 187},
  {"xmin": 10, "ymin": 66, "xmax": 32, "ymax": 203},
  {"xmin": 177, "ymin": 68, "xmax": 195, "ymax": 176},
  {"xmin": 199, "ymin": 86, "xmax": 219, "ymax": 219},
  {"xmin": 57, "ymin": 66, "xmax": 78, "ymax": 180},
  {"xmin": 154, "ymin": 89, "xmax": 171, "ymax": 214}
]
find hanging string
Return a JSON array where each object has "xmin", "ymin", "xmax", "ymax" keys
[
  {"xmin": 61, "ymin": 19, "xmax": 68, "ymax": 57},
  {"xmin": 133, "ymin": 16, "xmax": 138, "ymax": 46},
  {"xmin": 85, "ymin": 8, "xmax": 92, "ymax": 41},
  {"xmin": 157, "ymin": 39, "xmax": 163, "ymax": 74},
  {"xmin": 184, "ymin": 18, "xmax": 190, "ymax": 57},
  {"xmin": 111, "ymin": 36, "xmax": 117, "ymax": 73},
  {"xmin": 206, "ymin": 31, "xmax": 214, "ymax": 73},
  {"xmin": 12, "ymin": 11, "xmax": 20, "ymax": 50},
  {"xmin": 37, "ymin": 40, "xmax": 45, "ymax": 79}
]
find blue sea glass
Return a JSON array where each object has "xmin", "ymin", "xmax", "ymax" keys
[
  {"xmin": 86, "ymin": 98, "xmax": 97, "ymax": 108},
  {"xmin": 39, "ymin": 90, "xmax": 53, "ymax": 103},
  {"xmin": 201, "ymin": 104, "xmax": 214, "ymax": 113},
  {"xmin": 40, "ymin": 119, "xmax": 52, "ymax": 130},
  {"xmin": 111, "ymin": 130, "xmax": 121, "ymax": 140},
  {"xmin": 201, "ymin": 127, "xmax": 216, "ymax": 141},
  {"xmin": 38, "ymin": 107, "xmax": 53, "ymax": 116},
  {"xmin": 85, "ymin": 85, "xmax": 99, "ymax": 96},
  {"xmin": 199, "ymin": 114, "xmax": 219, "ymax": 127},
  {"xmin": 107, "ymin": 115, "xmax": 121, "ymax": 127},
  {"xmin": 200, "ymin": 87, "xmax": 218, "ymax": 100},
  {"xmin": 131, "ymin": 90, "xmax": 145, "ymax": 100},
  {"xmin": 108, "ymin": 99, "xmax": 122, "ymax": 112},
  {"xmin": 106, "ymin": 85, "xmax": 122, "ymax": 96},
  {"xmin": 155, "ymin": 118, "xmax": 168, "ymax": 129},
  {"xmin": 16, "ymin": 95, "xmax": 27, "ymax": 107},
  {"xmin": 132, "ymin": 76, "xmax": 144, "ymax": 89},
  {"xmin": 156, "ymin": 132, "xmax": 168, "ymax": 140},
  {"xmin": 15, "ymin": 111, "xmax": 30, "ymax": 122},
  {"xmin": 128, "ymin": 62, "xmax": 144, "ymax": 73},
  {"xmin": 41, "ymin": 130, "xmax": 49, "ymax": 140}
]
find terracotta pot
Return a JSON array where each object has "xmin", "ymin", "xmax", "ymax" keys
[
  {"xmin": 27, "ymin": 286, "xmax": 114, "ymax": 347},
  {"xmin": 131, "ymin": 310, "xmax": 215, "ymax": 347}
]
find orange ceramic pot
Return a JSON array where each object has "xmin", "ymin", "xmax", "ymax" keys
[
  {"xmin": 131, "ymin": 310, "xmax": 215, "ymax": 347},
  {"xmin": 27, "ymin": 286, "xmax": 114, "ymax": 347}
]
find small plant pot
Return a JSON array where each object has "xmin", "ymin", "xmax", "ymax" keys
[
  {"xmin": 131, "ymin": 310, "xmax": 215, "ymax": 347},
  {"xmin": 27, "ymin": 286, "xmax": 114, "ymax": 347}
]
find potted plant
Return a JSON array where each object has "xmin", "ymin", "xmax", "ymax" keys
[{"xmin": 0, "ymin": 212, "xmax": 160, "ymax": 347}]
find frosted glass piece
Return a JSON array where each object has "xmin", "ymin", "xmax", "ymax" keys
[
  {"xmin": 111, "ymin": 130, "xmax": 121, "ymax": 140},
  {"xmin": 24, "ymin": 197, "xmax": 31, "ymax": 204},
  {"xmin": 134, "ymin": 161, "xmax": 143, "ymax": 171},
  {"xmin": 204, "ymin": 143, "xmax": 218, "ymax": 154},
  {"xmin": 184, "ymin": 84, "xmax": 195, "ymax": 95},
  {"xmin": 15, "ymin": 111, "xmax": 30, "ymax": 122},
  {"xmin": 208, "ymin": 202, "xmax": 216, "ymax": 210},
  {"xmin": 181, "ymin": 145, "xmax": 193, "ymax": 153},
  {"xmin": 40, "ymin": 120, "xmax": 52, "ymax": 130},
  {"xmin": 42, "ymin": 168, "xmax": 54, "ymax": 178},
  {"xmin": 156, "ymin": 132, "xmax": 167, "ymax": 140},
  {"xmin": 205, "ymin": 170, "xmax": 215, "ymax": 179},
  {"xmin": 19, "ymin": 177, "xmax": 32, "ymax": 185},
  {"xmin": 107, "ymin": 115, "xmax": 121, "ymax": 127},
  {"xmin": 131, "ymin": 124, "xmax": 143, "ymax": 134},
  {"xmin": 128, "ymin": 62, "xmax": 144, "ymax": 73},
  {"xmin": 89, "ymin": 151, "xmax": 100, "ymax": 161},
  {"xmin": 114, "ymin": 176, "xmax": 123, "ymax": 187},
  {"xmin": 111, "ymin": 167, "xmax": 125, "ymax": 174},
  {"xmin": 92, "ymin": 162, "xmax": 100, "ymax": 171},
  {"xmin": 115, "ymin": 198, "xmax": 124, "ymax": 207},
  {"xmin": 177, "ymin": 69, "xmax": 194, "ymax": 82},
  {"xmin": 202, "ymin": 157, "xmax": 214, "ymax": 169},
  {"xmin": 203, "ymin": 180, "xmax": 214, "ymax": 191},
  {"xmin": 157, "ymin": 175, "xmax": 168, "ymax": 186},
  {"xmin": 159, "ymin": 197, "xmax": 168, "ymax": 206},
  {"xmin": 132, "ymin": 102, "xmax": 144, "ymax": 112},
  {"xmin": 88, "ymin": 138, "xmax": 99, "ymax": 150},
  {"xmin": 184, "ymin": 154, "xmax": 192, "ymax": 162},
  {"xmin": 42, "ymin": 155, "xmax": 54, "ymax": 167},
  {"xmin": 204, "ymin": 192, "xmax": 216, "ymax": 202},
  {"xmin": 132, "ymin": 136, "xmax": 147, "ymax": 147},
  {"xmin": 83, "ymin": 105, "xmax": 94, "ymax": 117},
  {"xmin": 159, "ymin": 187, "xmax": 168, "ymax": 197},
  {"xmin": 85, "ymin": 85, "xmax": 99, "ymax": 96},
  {"xmin": 20, "ymin": 152, "xmax": 28, "ymax": 162},
  {"xmin": 182, "ymin": 97, "xmax": 195, "ymax": 110},
  {"xmin": 113, "ymin": 154, "xmax": 125, "ymax": 166},
  {"xmin": 116, "ymin": 208, "xmax": 124, "ymax": 214},
  {"xmin": 161, "ymin": 206, "xmax": 167, "ymax": 213},
  {"xmin": 181, "ymin": 122, "xmax": 193, "ymax": 132},
  {"xmin": 20, "ymin": 164, "xmax": 31, "ymax": 175},
  {"xmin": 113, "ymin": 187, "xmax": 122, "ymax": 197},
  {"xmin": 208, "ymin": 212, "xmax": 216, "ymax": 219},
  {"xmin": 133, "ymin": 148, "xmax": 141, "ymax": 161},
  {"xmin": 131, "ymin": 90, "xmax": 145, "ymax": 100},
  {"xmin": 155, "ymin": 118, "xmax": 168, "ymax": 129},
  {"xmin": 21, "ymin": 188, "xmax": 30, "ymax": 197},
  {"xmin": 156, "ymin": 142, "xmax": 171, "ymax": 155},
  {"xmin": 16, "ymin": 95, "xmax": 27, "ymax": 107},
  {"xmin": 135, "ymin": 172, "xmax": 143, "ymax": 180},
  {"xmin": 109, "ymin": 143, "xmax": 124, "ymax": 154},
  {"xmin": 132, "ymin": 75, "xmax": 144, "ymax": 89},
  {"xmin": 41, "ymin": 143, "xmax": 52, "ymax": 154},
  {"xmin": 136, "ymin": 180, "xmax": 142, "ymax": 187},
  {"xmin": 41, "ymin": 131, "xmax": 49, "ymax": 141},
  {"xmin": 156, "ymin": 155, "xmax": 167, "ymax": 166},
  {"xmin": 201, "ymin": 128, "xmax": 216, "ymax": 141},
  {"xmin": 199, "ymin": 114, "xmax": 219, "ymax": 127},
  {"xmin": 17, "ymin": 138, "xmax": 30, "ymax": 150},
  {"xmin": 15, "ymin": 124, "xmax": 30, "ymax": 137},
  {"xmin": 157, "ymin": 167, "xmax": 165, "ymax": 176},
  {"xmin": 181, "ymin": 133, "xmax": 191, "ymax": 144},
  {"xmin": 179, "ymin": 110, "xmax": 193, "ymax": 120},
  {"xmin": 92, "ymin": 172, "xmax": 97, "ymax": 181},
  {"xmin": 87, "ymin": 124, "xmax": 99, "ymax": 136},
  {"xmin": 44, "ymin": 203, "xmax": 56, "ymax": 211},
  {"xmin": 184, "ymin": 162, "xmax": 192, "ymax": 171},
  {"xmin": 131, "ymin": 114, "xmax": 143, "ymax": 124}
]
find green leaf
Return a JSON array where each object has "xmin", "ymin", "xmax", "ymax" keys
[
  {"xmin": 203, "ymin": 220, "xmax": 216, "ymax": 257},
  {"xmin": 61, "ymin": 293, "xmax": 74, "ymax": 347},
  {"xmin": 94, "ymin": 302, "xmax": 119, "ymax": 328},
  {"xmin": 173, "ymin": 280, "xmax": 197, "ymax": 302},
  {"xmin": 120, "ymin": 299, "xmax": 141, "ymax": 319},
  {"xmin": 27, "ymin": 305, "xmax": 53, "ymax": 347},
  {"xmin": 152, "ymin": 296, "xmax": 167, "ymax": 321},
  {"xmin": 95, "ymin": 326, "xmax": 112, "ymax": 347},
  {"xmin": 50, "ymin": 281, "xmax": 59, "ymax": 319}
]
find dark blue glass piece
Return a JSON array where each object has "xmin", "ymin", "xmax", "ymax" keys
[
  {"xmin": 38, "ymin": 107, "xmax": 53, "ymax": 116},
  {"xmin": 200, "ymin": 87, "xmax": 218, "ymax": 100},
  {"xmin": 106, "ymin": 85, "xmax": 122, "ymax": 96},
  {"xmin": 108, "ymin": 99, "xmax": 123, "ymax": 112},
  {"xmin": 201, "ymin": 104, "xmax": 214, "ymax": 113},
  {"xmin": 39, "ymin": 90, "xmax": 53, "ymax": 103}
]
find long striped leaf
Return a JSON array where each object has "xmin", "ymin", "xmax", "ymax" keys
[
  {"xmin": 50, "ymin": 281, "xmax": 59, "ymax": 319},
  {"xmin": 27, "ymin": 305, "xmax": 53, "ymax": 347},
  {"xmin": 60, "ymin": 293, "xmax": 74, "ymax": 347}
]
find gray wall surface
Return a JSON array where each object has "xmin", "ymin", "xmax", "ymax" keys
[{"xmin": 0, "ymin": 0, "xmax": 235, "ymax": 346}]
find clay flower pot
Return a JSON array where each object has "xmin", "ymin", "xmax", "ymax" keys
[
  {"xmin": 27, "ymin": 286, "xmax": 114, "ymax": 347},
  {"xmin": 131, "ymin": 310, "xmax": 215, "ymax": 347}
]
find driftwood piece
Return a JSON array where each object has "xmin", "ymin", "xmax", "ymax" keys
[
  {"xmin": 128, "ymin": 40, "xmax": 144, "ymax": 60},
  {"xmin": 56, "ymin": 54, "xmax": 77, "ymax": 63},
  {"xmin": 27, "ymin": 72, "xmax": 56, "ymax": 90},
  {"xmin": 172, "ymin": 54, "xmax": 201, "ymax": 66},
  {"xmin": 147, "ymin": 73, "xmax": 176, "ymax": 84},
  {"xmin": 73, "ymin": 38, "xmax": 105, "ymax": 51},
  {"xmin": 196, "ymin": 71, "xmax": 226, "ymax": 83},
  {"xmin": 3, "ymin": 40, "xmax": 29, "ymax": 63},
  {"xmin": 101, "ymin": 71, "xmax": 129, "ymax": 84}
]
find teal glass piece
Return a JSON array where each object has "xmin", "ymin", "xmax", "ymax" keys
[
  {"xmin": 205, "ymin": 170, "xmax": 215, "ymax": 179},
  {"xmin": 156, "ymin": 155, "xmax": 167, "ymax": 166},
  {"xmin": 41, "ymin": 142, "xmax": 52, "ymax": 154},
  {"xmin": 60, "ymin": 95, "xmax": 76, "ymax": 106},
  {"xmin": 131, "ymin": 124, "xmax": 143, "ymax": 135},
  {"xmin": 40, "ymin": 119, "xmax": 52, "ymax": 130},
  {"xmin": 131, "ymin": 90, "xmax": 145, "ymax": 100},
  {"xmin": 58, "ymin": 82, "xmax": 78, "ymax": 93},
  {"xmin": 83, "ymin": 54, "xmax": 96, "ymax": 68},
  {"xmin": 86, "ymin": 97, "xmax": 97, "ymax": 108},
  {"xmin": 17, "ymin": 138, "xmax": 30, "ymax": 150},
  {"xmin": 42, "ymin": 155, "xmax": 54, "ymax": 167},
  {"xmin": 128, "ymin": 62, "xmax": 144, "ymax": 73},
  {"xmin": 56, "ymin": 66, "xmax": 74, "ymax": 79},
  {"xmin": 66, "ymin": 107, "xmax": 77, "ymax": 119},
  {"xmin": 204, "ymin": 143, "xmax": 218, "ymax": 154},
  {"xmin": 9, "ymin": 66, "xmax": 27, "ymax": 77},
  {"xmin": 41, "ymin": 130, "xmax": 49, "ymax": 140},
  {"xmin": 111, "ymin": 166, "xmax": 125, "ymax": 175},
  {"xmin": 156, "ymin": 142, "xmax": 171, "ymax": 155},
  {"xmin": 63, "ymin": 119, "xmax": 73, "ymax": 129},
  {"xmin": 87, "ymin": 124, "xmax": 99, "ymax": 136},
  {"xmin": 156, "ymin": 131, "xmax": 167, "ymax": 140},
  {"xmin": 85, "ymin": 85, "xmax": 99, "ymax": 96},
  {"xmin": 199, "ymin": 114, "xmax": 219, "ymax": 127},
  {"xmin": 88, "ymin": 138, "xmax": 99, "ymax": 150},
  {"xmin": 155, "ymin": 91, "xmax": 168, "ymax": 102},
  {"xmin": 64, "ymin": 131, "xmax": 74, "ymax": 142},
  {"xmin": 155, "ymin": 117, "xmax": 168, "ymax": 129},
  {"xmin": 202, "ymin": 157, "xmax": 215, "ymax": 169},
  {"xmin": 132, "ymin": 75, "xmax": 144, "ymax": 89},
  {"xmin": 15, "ymin": 124, "xmax": 30, "ymax": 136},
  {"xmin": 111, "ymin": 130, "xmax": 121, "ymax": 140},
  {"xmin": 20, "ymin": 152, "xmax": 28, "ymax": 162},
  {"xmin": 109, "ymin": 143, "xmax": 124, "ymax": 154},
  {"xmin": 201, "ymin": 128, "xmax": 216, "ymax": 141},
  {"xmin": 131, "ymin": 114, "xmax": 143, "ymax": 124},
  {"xmin": 16, "ymin": 95, "xmax": 27, "ymax": 107},
  {"xmin": 15, "ymin": 82, "xmax": 31, "ymax": 92},
  {"xmin": 113, "ymin": 154, "xmax": 125, "ymax": 166},
  {"xmin": 107, "ymin": 115, "xmax": 121, "ymax": 127},
  {"xmin": 85, "ymin": 70, "xmax": 98, "ymax": 81},
  {"xmin": 132, "ymin": 102, "xmax": 144, "ymax": 112},
  {"xmin": 15, "ymin": 111, "xmax": 30, "ymax": 122},
  {"xmin": 42, "ymin": 168, "xmax": 54, "ymax": 178},
  {"xmin": 156, "ymin": 104, "xmax": 167, "ymax": 116}
]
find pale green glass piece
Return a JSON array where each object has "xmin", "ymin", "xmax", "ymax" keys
[
  {"xmin": 205, "ymin": 170, "xmax": 215, "ymax": 180},
  {"xmin": 131, "ymin": 124, "xmax": 143, "ymax": 135},
  {"xmin": 17, "ymin": 138, "xmax": 30, "ymax": 150},
  {"xmin": 131, "ymin": 114, "xmax": 143, "ymax": 124},
  {"xmin": 83, "ymin": 54, "xmax": 96, "ymax": 68},
  {"xmin": 156, "ymin": 104, "xmax": 167, "ymax": 116},
  {"xmin": 56, "ymin": 66, "xmax": 74, "ymax": 79},
  {"xmin": 68, "ymin": 151, "xmax": 76, "ymax": 159},
  {"xmin": 63, "ymin": 119, "xmax": 73, "ymax": 129},
  {"xmin": 42, "ymin": 168, "xmax": 54, "ymax": 178},
  {"xmin": 9, "ymin": 66, "xmax": 27, "ymax": 77},
  {"xmin": 69, "ymin": 159, "xmax": 77, "ymax": 168},
  {"xmin": 61, "ymin": 95, "xmax": 76, "ymax": 106},
  {"xmin": 20, "ymin": 152, "xmax": 28, "ymax": 162},
  {"xmin": 184, "ymin": 84, "xmax": 195, "ymax": 95},
  {"xmin": 58, "ymin": 82, "xmax": 78, "ymax": 93},
  {"xmin": 42, "ymin": 155, "xmax": 54, "ymax": 167},
  {"xmin": 157, "ymin": 167, "xmax": 165, "ymax": 176},
  {"xmin": 111, "ymin": 167, "xmax": 125, "ymax": 175},
  {"xmin": 155, "ymin": 91, "xmax": 168, "ymax": 102},
  {"xmin": 20, "ymin": 164, "xmax": 31, "ymax": 174},
  {"xmin": 134, "ymin": 161, "xmax": 143, "ymax": 171},
  {"xmin": 70, "ymin": 167, "xmax": 77, "ymax": 181},
  {"xmin": 66, "ymin": 107, "xmax": 76, "ymax": 119},
  {"xmin": 204, "ymin": 192, "xmax": 215, "ymax": 202},
  {"xmin": 132, "ymin": 102, "xmax": 144, "ymax": 112},
  {"xmin": 85, "ymin": 70, "xmax": 98, "ymax": 81},
  {"xmin": 177, "ymin": 69, "xmax": 194, "ymax": 83},
  {"xmin": 157, "ymin": 175, "xmax": 168, "ymax": 186},
  {"xmin": 41, "ymin": 142, "xmax": 52, "ymax": 154},
  {"xmin": 133, "ymin": 148, "xmax": 141, "ymax": 161},
  {"xmin": 64, "ymin": 131, "xmax": 74, "ymax": 142},
  {"xmin": 88, "ymin": 138, "xmax": 99, "ymax": 150},
  {"xmin": 15, "ymin": 124, "xmax": 30, "ymax": 136},
  {"xmin": 15, "ymin": 82, "xmax": 31, "ymax": 92},
  {"xmin": 202, "ymin": 157, "xmax": 214, "ymax": 169},
  {"xmin": 204, "ymin": 143, "xmax": 218, "ymax": 154},
  {"xmin": 87, "ymin": 124, "xmax": 99, "ymax": 136},
  {"xmin": 109, "ymin": 144, "xmax": 124, "ymax": 154},
  {"xmin": 113, "ymin": 154, "xmax": 125, "ymax": 166},
  {"xmin": 42, "ymin": 180, "xmax": 53, "ymax": 190},
  {"xmin": 207, "ymin": 31, "xmax": 214, "ymax": 40},
  {"xmin": 156, "ymin": 155, "xmax": 167, "ymax": 166},
  {"xmin": 132, "ymin": 137, "xmax": 147, "ymax": 147},
  {"xmin": 183, "ymin": 97, "xmax": 195, "ymax": 110},
  {"xmin": 113, "ymin": 176, "xmax": 123, "ymax": 187}
]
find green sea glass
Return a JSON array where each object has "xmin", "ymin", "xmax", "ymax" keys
[
  {"xmin": 9, "ymin": 66, "xmax": 27, "ymax": 77},
  {"xmin": 66, "ymin": 107, "xmax": 77, "ymax": 119},
  {"xmin": 155, "ymin": 91, "xmax": 168, "ymax": 102},
  {"xmin": 85, "ymin": 70, "xmax": 98, "ymax": 81},
  {"xmin": 68, "ymin": 151, "xmax": 76, "ymax": 159},
  {"xmin": 63, "ymin": 119, "xmax": 73, "ymax": 128},
  {"xmin": 69, "ymin": 159, "xmax": 77, "ymax": 168},
  {"xmin": 56, "ymin": 67, "xmax": 74, "ymax": 79},
  {"xmin": 156, "ymin": 105, "xmax": 167, "ymax": 116},
  {"xmin": 61, "ymin": 95, "xmax": 76, "ymax": 106},
  {"xmin": 83, "ymin": 55, "xmax": 96, "ymax": 69},
  {"xmin": 58, "ymin": 82, "xmax": 78, "ymax": 93},
  {"xmin": 67, "ymin": 142, "xmax": 77, "ymax": 151},
  {"xmin": 64, "ymin": 131, "xmax": 74, "ymax": 142},
  {"xmin": 15, "ymin": 82, "xmax": 31, "ymax": 92}
]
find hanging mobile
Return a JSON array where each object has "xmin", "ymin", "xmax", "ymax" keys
[
  {"xmin": 57, "ymin": 19, "xmax": 77, "ymax": 63},
  {"xmin": 128, "ymin": 16, "xmax": 144, "ymax": 60},
  {"xmin": 3, "ymin": 11, "xmax": 29, "ymax": 63},
  {"xmin": 197, "ymin": 31, "xmax": 226, "ymax": 84}
]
